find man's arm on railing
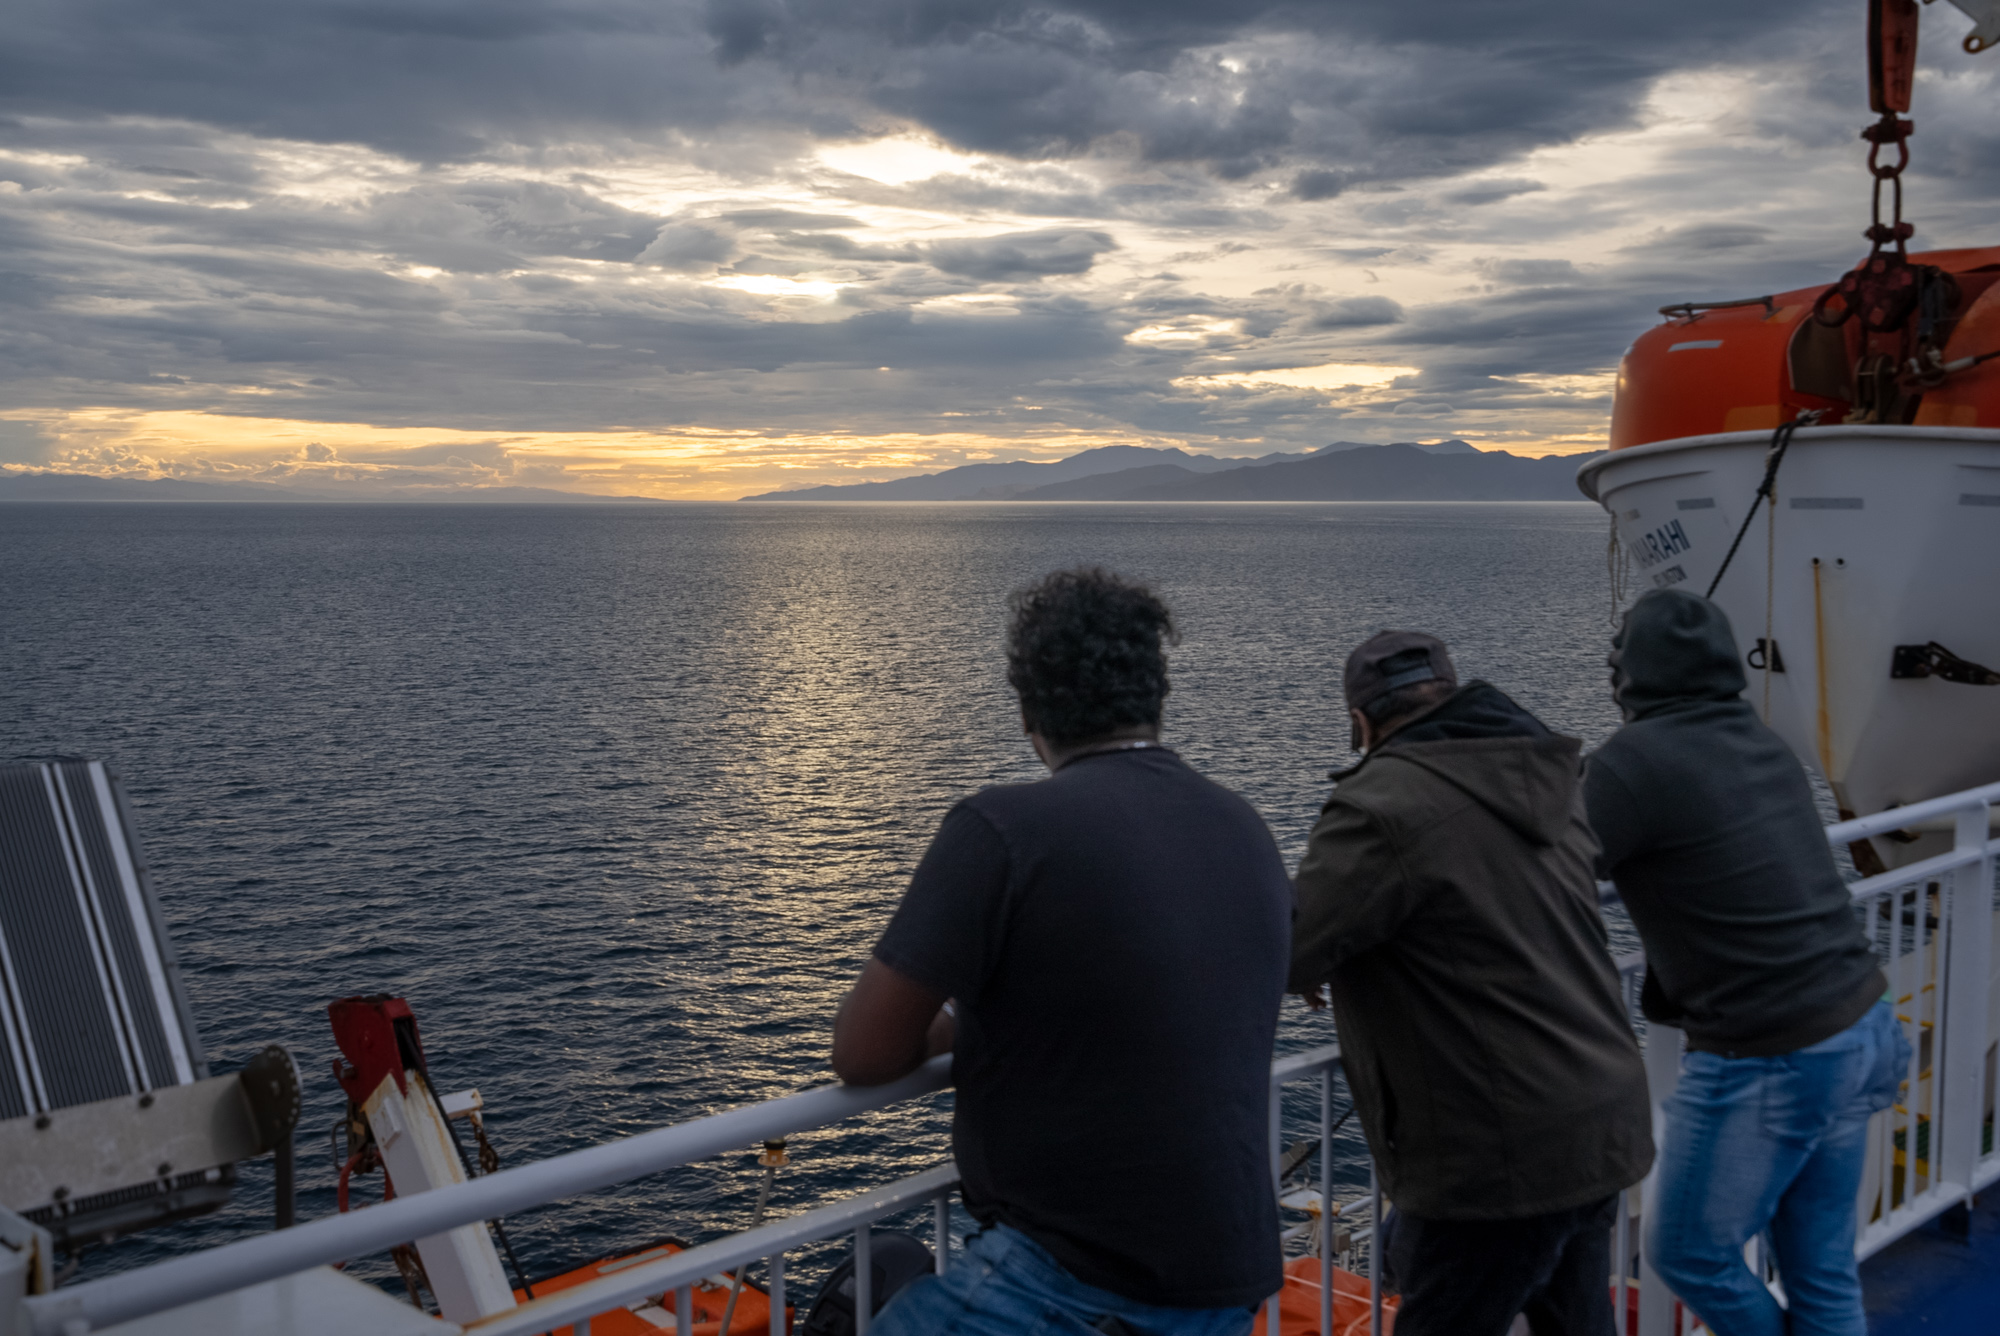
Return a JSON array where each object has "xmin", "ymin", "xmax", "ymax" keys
[{"xmin": 832, "ymin": 957, "xmax": 954, "ymax": 1085}]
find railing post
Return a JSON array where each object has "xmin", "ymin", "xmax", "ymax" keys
[
  {"xmin": 933, "ymin": 1193, "xmax": 951, "ymax": 1274},
  {"xmin": 1368, "ymin": 1161, "xmax": 1382, "ymax": 1336},
  {"xmin": 1319, "ymin": 1069, "xmax": 1334, "ymax": 1336},
  {"xmin": 854, "ymin": 1226, "xmax": 873, "ymax": 1335},
  {"xmin": 768, "ymin": 1253, "xmax": 784, "ymax": 1336},
  {"xmin": 1937, "ymin": 801, "xmax": 1995, "ymax": 1197},
  {"xmin": 676, "ymin": 1284, "xmax": 692, "ymax": 1336},
  {"xmin": 1638, "ymin": 1021, "xmax": 1683, "ymax": 1335},
  {"xmin": 1265, "ymin": 1073, "xmax": 1283, "ymax": 1336},
  {"xmin": 1614, "ymin": 1185, "xmax": 1630, "ymax": 1336}
]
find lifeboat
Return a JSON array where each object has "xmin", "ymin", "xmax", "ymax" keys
[
  {"xmin": 1577, "ymin": 2, "xmax": 2000, "ymax": 866},
  {"xmin": 1250, "ymin": 1255, "xmax": 1399, "ymax": 1335},
  {"xmin": 513, "ymin": 1240, "xmax": 786, "ymax": 1335}
]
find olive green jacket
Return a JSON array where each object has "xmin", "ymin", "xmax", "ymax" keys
[{"xmin": 1290, "ymin": 717, "xmax": 1654, "ymax": 1220}]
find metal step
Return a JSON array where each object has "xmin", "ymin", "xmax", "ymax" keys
[{"xmin": 0, "ymin": 760, "xmax": 230, "ymax": 1244}]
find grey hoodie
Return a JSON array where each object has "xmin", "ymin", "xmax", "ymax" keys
[
  {"xmin": 1585, "ymin": 589, "xmax": 1884, "ymax": 1057},
  {"xmin": 1291, "ymin": 683, "xmax": 1653, "ymax": 1219}
]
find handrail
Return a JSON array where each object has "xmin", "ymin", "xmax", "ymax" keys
[
  {"xmin": 1269, "ymin": 1041, "xmax": 1343, "ymax": 1083},
  {"xmin": 470, "ymin": 1164, "xmax": 962, "ymax": 1336},
  {"xmin": 29, "ymin": 780, "xmax": 2000, "ymax": 1336},
  {"xmin": 1824, "ymin": 782, "xmax": 2000, "ymax": 844},
  {"xmin": 29, "ymin": 1046, "xmax": 1357, "ymax": 1335},
  {"xmin": 1846, "ymin": 841, "xmax": 1994, "ymax": 902},
  {"xmin": 22, "ymin": 1057, "xmax": 954, "ymax": 1335},
  {"xmin": 1591, "ymin": 783, "xmax": 2000, "ymax": 910}
]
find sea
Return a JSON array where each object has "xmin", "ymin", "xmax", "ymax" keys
[{"xmin": 0, "ymin": 500, "xmax": 1635, "ymax": 1300}]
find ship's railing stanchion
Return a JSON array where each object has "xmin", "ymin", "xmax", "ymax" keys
[
  {"xmin": 853, "ymin": 1226, "xmax": 872, "ymax": 1335},
  {"xmin": 1267, "ymin": 1043, "xmax": 1349, "ymax": 1333},
  {"xmin": 1319, "ymin": 1067, "xmax": 1335, "ymax": 1336},
  {"xmin": 932, "ymin": 1192, "xmax": 951, "ymax": 1274},
  {"xmin": 1264, "ymin": 1068, "xmax": 1282, "ymax": 1336},
  {"xmin": 1635, "ymin": 1013, "xmax": 1682, "ymax": 1334},
  {"xmin": 675, "ymin": 1284, "xmax": 692, "ymax": 1336},
  {"xmin": 1367, "ymin": 1162, "xmax": 1382, "ymax": 1336},
  {"xmin": 766, "ymin": 1254, "xmax": 784, "ymax": 1336},
  {"xmin": 1938, "ymin": 798, "xmax": 1996, "ymax": 1205},
  {"xmin": 1612, "ymin": 1184, "xmax": 1630, "ymax": 1336}
]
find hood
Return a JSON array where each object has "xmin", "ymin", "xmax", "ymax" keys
[
  {"xmin": 1346, "ymin": 682, "xmax": 1581, "ymax": 846},
  {"xmin": 1610, "ymin": 589, "xmax": 1747, "ymax": 720}
]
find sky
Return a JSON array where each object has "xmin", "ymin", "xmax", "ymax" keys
[{"xmin": 3, "ymin": 1, "xmax": 1999, "ymax": 499}]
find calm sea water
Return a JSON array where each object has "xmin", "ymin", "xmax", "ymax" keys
[{"xmin": 0, "ymin": 500, "xmax": 1632, "ymax": 1296}]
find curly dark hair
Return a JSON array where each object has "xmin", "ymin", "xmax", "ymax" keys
[{"xmin": 1005, "ymin": 568, "xmax": 1176, "ymax": 746}]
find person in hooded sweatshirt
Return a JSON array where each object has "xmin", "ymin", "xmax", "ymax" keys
[
  {"xmin": 1585, "ymin": 588, "xmax": 1906, "ymax": 1336},
  {"xmin": 1290, "ymin": 631, "xmax": 1654, "ymax": 1336}
]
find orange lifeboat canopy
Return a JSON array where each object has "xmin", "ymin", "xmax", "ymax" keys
[{"xmin": 1609, "ymin": 247, "xmax": 2000, "ymax": 450}]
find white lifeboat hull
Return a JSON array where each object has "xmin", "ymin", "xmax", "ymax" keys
[{"xmin": 1578, "ymin": 426, "xmax": 2000, "ymax": 859}]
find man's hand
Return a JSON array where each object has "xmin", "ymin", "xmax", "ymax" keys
[
  {"xmin": 832, "ymin": 957, "xmax": 954, "ymax": 1086},
  {"xmin": 1295, "ymin": 986, "xmax": 1328, "ymax": 1011}
]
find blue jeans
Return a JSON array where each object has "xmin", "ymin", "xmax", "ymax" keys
[
  {"xmin": 871, "ymin": 1224, "xmax": 1256, "ymax": 1336},
  {"xmin": 1647, "ymin": 1001, "xmax": 1909, "ymax": 1336}
]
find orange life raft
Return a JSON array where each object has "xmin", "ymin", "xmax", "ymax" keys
[
  {"xmin": 1610, "ymin": 246, "xmax": 2000, "ymax": 451},
  {"xmin": 1250, "ymin": 1255, "xmax": 1400, "ymax": 1336},
  {"xmin": 513, "ymin": 1238, "xmax": 791, "ymax": 1335}
]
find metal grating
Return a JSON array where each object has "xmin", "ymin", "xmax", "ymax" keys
[{"xmin": 0, "ymin": 761, "xmax": 203, "ymax": 1116}]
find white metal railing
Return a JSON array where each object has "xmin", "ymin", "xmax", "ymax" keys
[
  {"xmin": 14, "ymin": 1044, "xmax": 1367, "ymax": 1336},
  {"xmin": 16, "ymin": 782, "xmax": 1997, "ymax": 1336},
  {"xmin": 1264, "ymin": 1045, "xmax": 1361, "ymax": 1336},
  {"xmin": 17, "ymin": 1059, "xmax": 957, "ymax": 1335},
  {"xmin": 1624, "ymin": 779, "xmax": 2000, "ymax": 1334}
]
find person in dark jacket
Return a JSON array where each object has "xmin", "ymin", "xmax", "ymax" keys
[
  {"xmin": 1584, "ymin": 588, "xmax": 1908, "ymax": 1336},
  {"xmin": 1291, "ymin": 631, "xmax": 1654, "ymax": 1336}
]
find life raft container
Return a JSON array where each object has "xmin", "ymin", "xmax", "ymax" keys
[
  {"xmin": 1609, "ymin": 246, "xmax": 2000, "ymax": 450},
  {"xmin": 513, "ymin": 1238, "xmax": 790, "ymax": 1334}
]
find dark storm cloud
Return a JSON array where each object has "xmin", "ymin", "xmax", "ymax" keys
[
  {"xmin": 4, "ymin": 0, "xmax": 1827, "ymax": 174},
  {"xmin": 1621, "ymin": 223, "xmax": 1778, "ymax": 258},
  {"xmin": 1311, "ymin": 296, "xmax": 1404, "ymax": 329},
  {"xmin": 6, "ymin": 0, "xmax": 2000, "ymax": 486},
  {"xmin": 928, "ymin": 228, "xmax": 1116, "ymax": 280},
  {"xmin": 0, "ymin": 2, "xmax": 746, "ymax": 161},
  {"xmin": 691, "ymin": 0, "xmax": 1833, "ymax": 184},
  {"xmin": 1445, "ymin": 179, "xmax": 1547, "ymax": 207}
]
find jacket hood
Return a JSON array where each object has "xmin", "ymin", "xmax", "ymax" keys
[
  {"xmin": 1611, "ymin": 589, "xmax": 1747, "ymax": 720},
  {"xmin": 1350, "ymin": 682, "xmax": 1582, "ymax": 846}
]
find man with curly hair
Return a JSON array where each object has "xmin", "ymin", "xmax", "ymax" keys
[{"xmin": 833, "ymin": 567, "xmax": 1292, "ymax": 1336}]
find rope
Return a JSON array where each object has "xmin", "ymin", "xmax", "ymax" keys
[
  {"xmin": 1705, "ymin": 413, "xmax": 1820, "ymax": 600},
  {"xmin": 419, "ymin": 1073, "xmax": 538, "ymax": 1303},
  {"xmin": 1606, "ymin": 517, "xmax": 1632, "ymax": 626},
  {"xmin": 1763, "ymin": 449, "xmax": 1779, "ymax": 723},
  {"xmin": 716, "ymin": 1162, "xmax": 780, "ymax": 1333}
]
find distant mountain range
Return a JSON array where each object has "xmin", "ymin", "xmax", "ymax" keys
[
  {"xmin": 740, "ymin": 443, "xmax": 1317, "ymax": 501},
  {"xmin": 743, "ymin": 439, "xmax": 1596, "ymax": 502},
  {"xmin": 0, "ymin": 439, "xmax": 1599, "ymax": 504},
  {"xmin": 0, "ymin": 473, "xmax": 665, "ymax": 503}
]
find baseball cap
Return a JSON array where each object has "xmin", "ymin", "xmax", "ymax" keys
[{"xmin": 1343, "ymin": 631, "xmax": 1458, "ymax": 712}]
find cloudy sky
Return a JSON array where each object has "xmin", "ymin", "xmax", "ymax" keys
[{"xmin": 3, "ymin": 0, "xmax": 1998, "ymax": 499}]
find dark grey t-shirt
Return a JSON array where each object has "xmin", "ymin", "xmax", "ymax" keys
[{"xmin": 874, "ymin": 747, "xmax": 1291, "ymax": 1310}]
